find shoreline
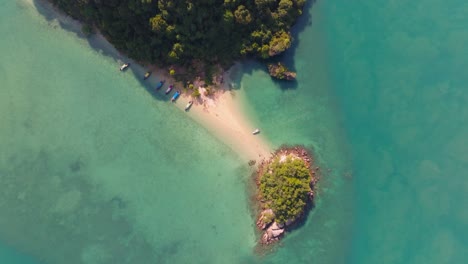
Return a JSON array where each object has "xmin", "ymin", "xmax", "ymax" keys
[
  {"xmin": 254, "ymin": 146, "xmax": 317, "ymax": 246},
  {"xmin": 172, "ymin": 67, "xmax": 273, "ymax": 162},
  {"xmin": 31, "ymin": 0, "xmax": 273, "ymax": 163}
]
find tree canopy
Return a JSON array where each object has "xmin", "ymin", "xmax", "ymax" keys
[
  {"xmin": 48, "ymin": 0, "xmax": 306, "ymax": 68},
  {"xmin": 259, "ymin": 155, "xmax": 312, "ymax": 224}
]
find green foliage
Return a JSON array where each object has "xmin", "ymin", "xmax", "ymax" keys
[
  {"xmin": 267, "ymin": 62, "xmax": 295, "ymax": 80},
  {"xmin": 150, "ymin": 14, "xmax": 167, "ymax": 32},
  {"xmin": 262, "ymin": 211, "xmax": 275, "ymax": 224},
  {"xmin": 48, "ymin": 0, "xmax": 306, "ymax": 69},
  {"xmin": 191, "ymin": 88, "xmax": 201, "ymax": 97},
  {"xmin": 268, "ymin": 30, "xmax": 292, "ymax": 56},
  {"xmin": 259, "ymin": 155, "xmax": 311, "ymax": 224},
  {"xmin": 234, "ymin": 5, "xmax": 252, "ymax": 25}
]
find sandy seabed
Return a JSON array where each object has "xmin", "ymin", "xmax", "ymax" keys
[{"xmin": 30, "ymin": 0, "xmax": 273, "ymax": 163}]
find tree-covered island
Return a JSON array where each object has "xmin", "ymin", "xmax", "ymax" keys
[
  {"xmin": 47, "ymin": 0, "xmax": 304, "ymax": 81},
  {"xmin": 256, "ymin": 146, "xmax": 316, "ymax": 244}
]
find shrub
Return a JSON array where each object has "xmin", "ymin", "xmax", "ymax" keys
[
  {"xmin": 259, "ymin": 155, "xmax": 311, "ymax": 224},
  {"xmin": 192, "ymin": 88, "xmax": 201, "ymax": 97}
]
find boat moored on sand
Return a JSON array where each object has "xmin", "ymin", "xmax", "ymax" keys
[
  {"xmin": 165, "ymin": 85, "xmax": 173, "ymax": 94},
  {"xmin": 252, "ymin": 129, "xmax": 260, "ymax": 135},
  {"xmin": 120, "ymin": 63, "xmax": 130, "ymax": 71},
  {"xmin": 171, "ymin": 91, "xmax": 181, "ymax": 102},
  {"xmin": 185, "ymin": 101, "xmax": 193, "ymax": 111}
]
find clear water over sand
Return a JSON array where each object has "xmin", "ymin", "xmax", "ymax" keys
[
  {"xmin": 1, "ymin": 0, "xmax": 467, "ymax": 263},
  {"xmin": 1, "ymin": 1, "xmax": 256, "ymax": 263}
]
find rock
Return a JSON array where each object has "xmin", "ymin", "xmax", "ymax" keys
[
  {"xmin": 263, "ymin": 209, "xmax": 273, "ymax": 215},
  {"xmin": 267, "ymin": 63, "xmax": 296, "ymax": 81},
  {"xmin": 262, "ymin": 221, "xmax": 285, "ymax": 243},
  {"xmin": 270, "ymin": 221, "xmax": 281, "ymax": 230},
  {"xmin": 256, "ymin": 146, "xmax": 317, "ymax": 246},
  {"xmin": 256, "ymin": 209, "xmax": 274, "ymax": 230},
  {"xmin": 261, "ymin": 233, "xmax": 271, "ymax": 244},
  {"xmin": 271, "ymin": 228, "xmax": 284, "ymax": 238}
]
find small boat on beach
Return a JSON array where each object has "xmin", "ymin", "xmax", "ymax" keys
[
  {"xmin": 143, "ymin": 71, "xmax": 151, "ymax": 80},
  {"xmin": 120, "ymin": 63, "xmax": 130, "ymax": 71},
  {"xmin": 252, "ymin": 129, "xmax": 260, "ymax": 135},
  {"xmin": 171, "ymin": 91, "xmax": 181, "ymax": 102},
  {"xmin": 185, "ymin": 101, "xmax": 193, "ymax": 111},
  {"xmin": 155, "ymin": 80, "xmax": 165, "ymax": 90},
  {"xmin": 165, "ymin": 85, "xmax": 173, "ymax": 94}
]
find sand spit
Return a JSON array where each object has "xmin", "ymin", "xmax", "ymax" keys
[{"xmin": 33, "ymin": 0, "xmax": 272, "ymax": 163}]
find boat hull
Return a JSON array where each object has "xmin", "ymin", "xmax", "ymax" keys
[
  {"xmin": 185, "ymin": 102, "xmax": 193, "ymax": 111},
  {"xmin": 119, "ymin": 63, "xmax": 130, "ymax": 71},
  {"xmin": 165, "ymin": 85, "xmax": 173, "ymax": 94},
  {"xmin": 156, "ymin": 81, "xmax": 164, "ymax": 90},
  {"xmin": 171, "ymin": 91, "xmax": 181, "ymax": 102}
]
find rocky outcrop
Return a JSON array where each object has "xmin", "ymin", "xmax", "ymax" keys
[
  {"xmin": 267, "ymin": 63, "xmax": 296, "ymax": 81},
  {"xmin": 255, "ymin": 146, "xmax": 318, "ymax": 246},
  {"xmin": 256, "ymin": 209, "xmax": 274, "ymax": 230},
  {"xmin": 261, "ymin": 221, "xmax": 285, "ymax": 244}
]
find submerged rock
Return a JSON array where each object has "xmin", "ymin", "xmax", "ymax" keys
[{"xmin": 267, "ymin": 63, "xmax": 296, "ymax": 81}]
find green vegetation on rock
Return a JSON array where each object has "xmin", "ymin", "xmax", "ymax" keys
[
  {"xmin": 48, "ymin": 0, "xmax": 306, "ymax": 69},
  {"xmin": 259, "ymin": 155, "xmax": 312, "ymax": 224},
  {"xmin": 267, "ymin": 62, "xmax": 296, "ymax": 80}
]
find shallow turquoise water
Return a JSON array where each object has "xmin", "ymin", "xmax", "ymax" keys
[
  {"xmin": 240, "ymin": 0, "xmax": 467, "ymax": 262},
  {"xmin": 0, "ymin": 241, "xmax": 40, "ymax": 264},
  {"xmin": 1, "ymin": 1, "xmax": 256, "ymax": 263},
  {"xmin": 1, "ymin": 0, "xmax": 467, "ymax": 263}
]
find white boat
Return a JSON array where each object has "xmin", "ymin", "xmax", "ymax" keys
[
  {"xmin": 165, "ymin": 85, "xmax": 173, "ymax": 94},
  {"xmin": 252, "ymin": 129, "xmax": 260, "ymax": 135},
  {"xmin": 185, "ymin": 101, "xmax": 193, "ymax": 111},
  {"xmin": 120, "ymin": 63, "xmax": 130, "ymax": 71}
]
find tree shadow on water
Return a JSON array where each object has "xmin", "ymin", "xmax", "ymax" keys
[
  {"xmin": 263, "ymin": 0, "xmax": 316, "ymax": 91},
  {"xmin": 32, "ymin": 0, "xmax": 170, "ymax": 102},
  {"xmin": 32, "ymin": 0, "xmax": 315, "ymax": 96},
  {"xmin": 232, "ymin": 1, "xmax": 316, "ymax": 91}
]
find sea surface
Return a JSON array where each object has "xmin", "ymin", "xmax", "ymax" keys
[{"xmin": 0, "ymin": 0, "xmax": 467, "ymax": 264}]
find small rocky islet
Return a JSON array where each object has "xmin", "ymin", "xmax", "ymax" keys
[
  {"xmin": 254, "ymin": 146, "xmax": 317, "ymax": 245},
  {"xmin": 267, "ymin": 62, "xmax": 297, "ymax": 81}
]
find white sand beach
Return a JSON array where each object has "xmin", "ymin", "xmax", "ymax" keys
[
  {"xmin": 174, "ymin": 85, "xmax": 273, "ymax": 162},
  {"xmin": 31, "ymin": 0, "xmax": 273, "ymax": 162}
]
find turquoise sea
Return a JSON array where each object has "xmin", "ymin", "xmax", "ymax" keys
[{"xmin": 0, "ymin": 0, "xmax": 466, "ymax": 263}]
